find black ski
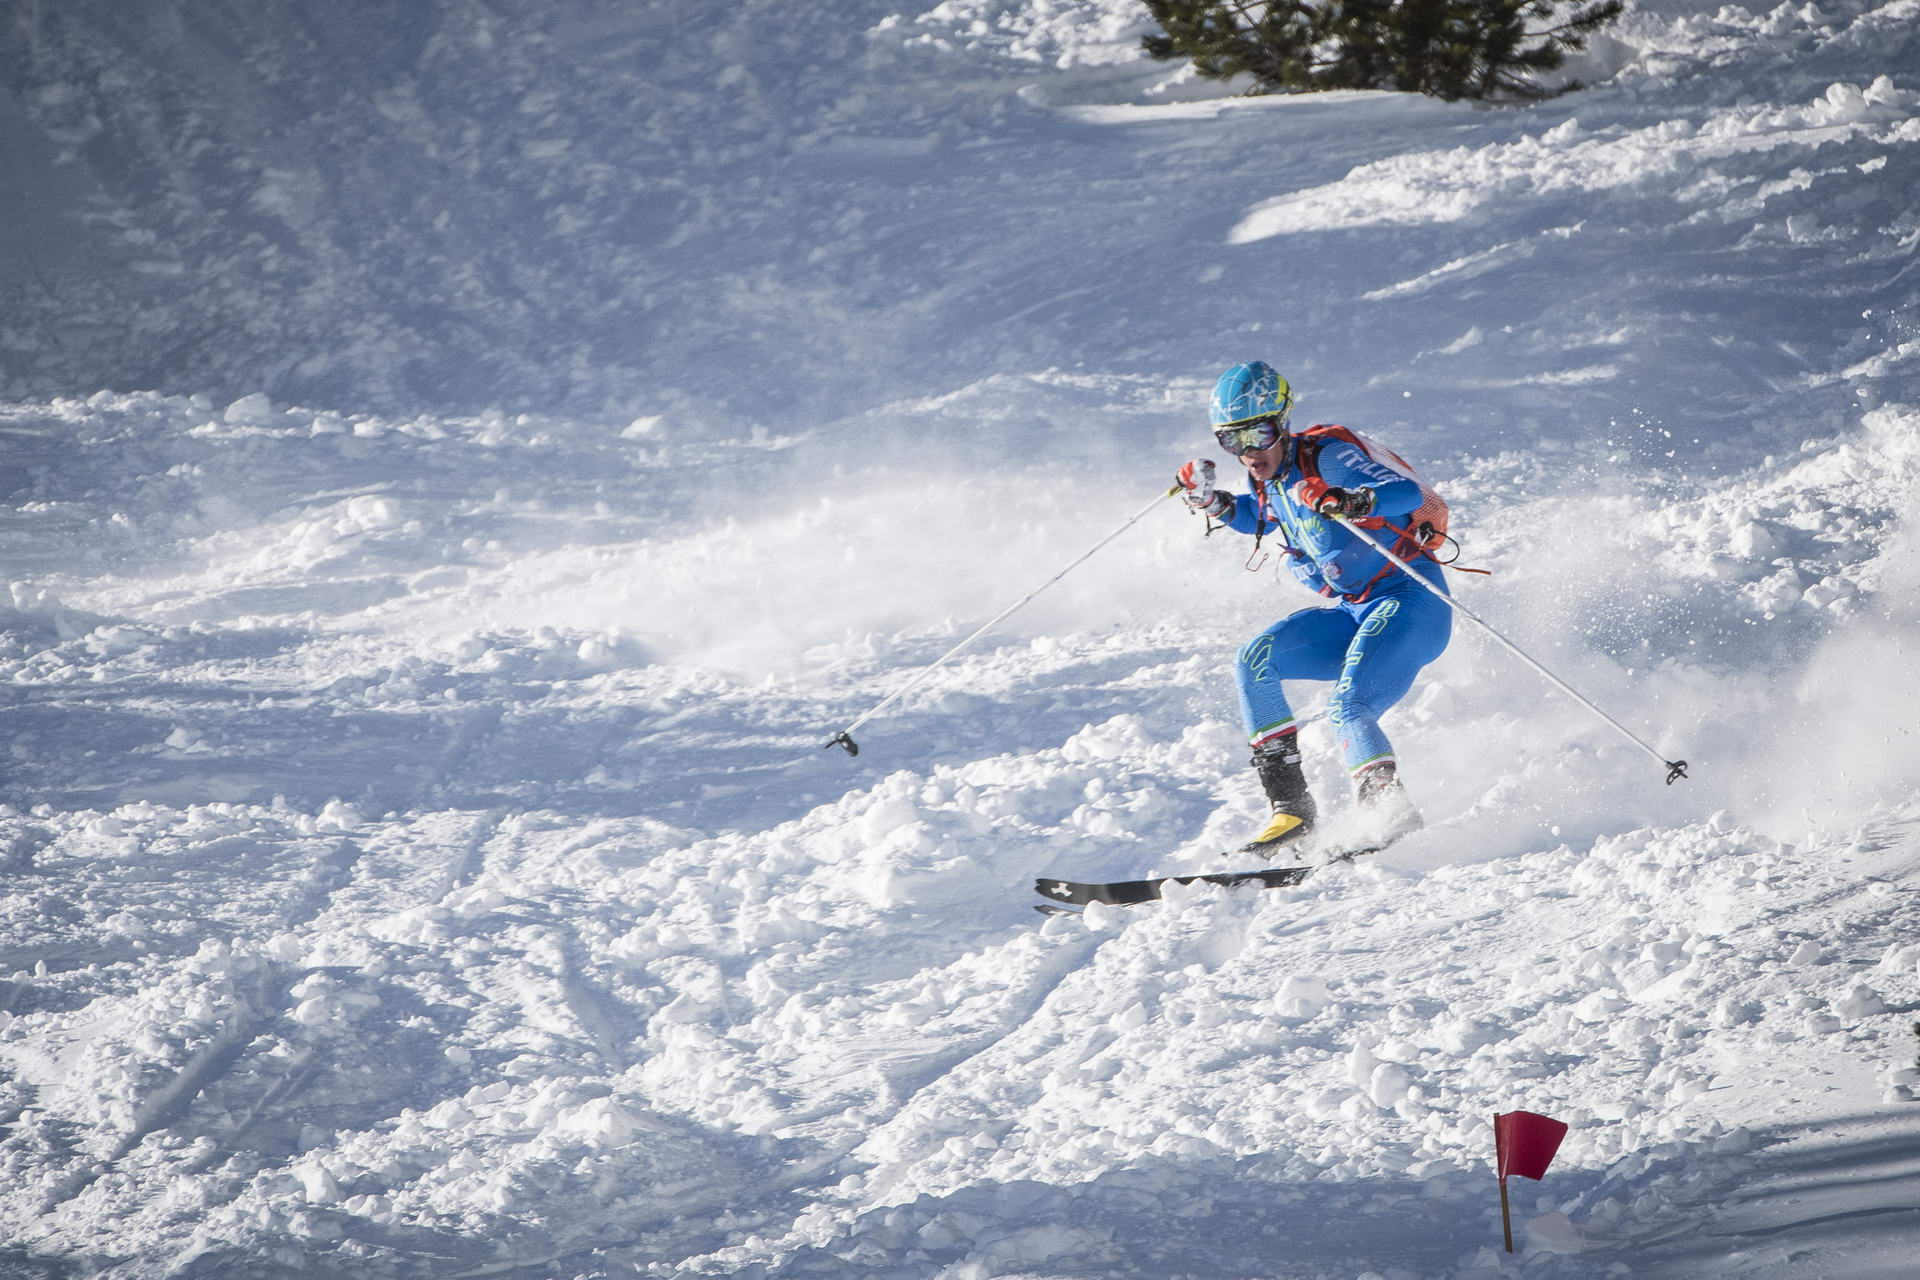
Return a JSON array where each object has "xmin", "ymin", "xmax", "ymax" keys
[{"xmin": 1034, "ymin": 850, "xmax": 1378, "ymax": 909}]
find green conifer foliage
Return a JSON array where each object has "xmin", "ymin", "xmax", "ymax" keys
[{"xmin": 1140, "ymin": 0, "xmax": 1625, "ymax": 101}]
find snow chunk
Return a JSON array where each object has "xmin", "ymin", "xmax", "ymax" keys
[
  {"xmin": 341, "ymin": 494, "xmax": 404, "ymax": 533},
  {"xmin": 222, "ymin": 392, "xmax": 275, "ymax": 422},
  {"xmin": 1274, "ymin": 975, "xmax": 1330, "ymax": 1018},
  {"xmin": 1345, "ymin": 1040, "xmax": 1378, "ymax": 1087},
  {"xmin": 1572, "ymin": 990, "xmax": 1628, "ymax": 1022},
  {"xmin": 164, "ymin": 726, "xmax": 213, "ymax": 754},
  {"xmin": 295, "ymin": 1163, "xmax": 342, "ymax": 1205},
  {"xmin": 1877, "ymin": 942, "xmax": 1920, "ymax": 975},
  {"xmin": 551, "ymin": 1097, "xmax": 646, "ymax": 1149},
  {"xmin": 1831, "ymin": 983, "xmax": 1887, "ymax": 1018},
  {"xmin": 316, "ymin": 799, "xmax": 364, "ymax": 831},
  {"xmin": 1061, "ymin": 714, "xmax": 1153, "ymax": 762},
  {"xmin": 1367, "ymin": 1063, "xmax": 1414, "ymax": 1109}
]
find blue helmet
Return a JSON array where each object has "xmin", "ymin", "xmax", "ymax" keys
[{"xmin": 1208, "ymin": 361, "xmax": 1294, "ymax": 429}]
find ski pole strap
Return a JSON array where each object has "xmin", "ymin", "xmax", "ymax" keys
[
  {"xmin": 821, "ymin": 485, "xmax": 1178, "ymax": 758},
  {"xmin": 1377, "ymin": 517, "xmax": 1491, "ymax": 577},
  {"xmin": 1337, "ymin": 518, "xmax": 1490, "ymax": 604},
  {"xmin": 1333, "ymin": 515, "xmax": 1689, "ymax": 786}
]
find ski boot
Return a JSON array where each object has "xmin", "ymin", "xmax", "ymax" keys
[
  {"xmin": 1350, "ymin": 759, "xmax": 1423, "ymax": 849},
  {"xmin": 1238, "ymin": 736, "xmax": 1318, "ymax": 858}
]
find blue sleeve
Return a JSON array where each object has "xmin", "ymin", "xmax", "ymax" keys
[
  {"xmin": 1316, "ymin": 443, "xmax": 1423, "ymax": 519},
  {"xmin": 1218, "ymin": 491, "xmax": 1272, "ymax": 537}
]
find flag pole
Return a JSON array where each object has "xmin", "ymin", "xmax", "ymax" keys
[
  {"xmin": 1495, "ymin": 1112, "xmax": 1514, "ymax": 1252},
  {"xmin": 1492, "ymin": 1109, "xmax": 1569, "ymax": 1253}
]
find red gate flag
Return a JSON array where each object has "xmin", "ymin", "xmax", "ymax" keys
[{"xmin": 1495, "ymin": 1110, "xmax": 1569, "ymax": 1181}]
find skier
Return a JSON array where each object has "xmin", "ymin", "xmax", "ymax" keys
[{"xmin": 1175, "ymin": 361, "xmax": 1453, "ymax": 856}]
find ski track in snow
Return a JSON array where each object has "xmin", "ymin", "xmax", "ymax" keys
[{"xmin": 4, "ymin": 1, "xmax": 1920, "ymax": 1277}]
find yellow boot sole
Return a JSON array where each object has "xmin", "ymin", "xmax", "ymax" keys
[{"xmin": 1238, "ymin": 811, "xmax": 1312, "ymax": 856}]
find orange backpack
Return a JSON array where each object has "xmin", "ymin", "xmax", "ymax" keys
[{"xmin": 1295, "ymin": 424, "xmax": 1450, "ymax": 558}]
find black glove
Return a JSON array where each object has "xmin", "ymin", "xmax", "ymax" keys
[{"xmin": 1294, "ymin": 478, "xmax": 1376, "ymax": 518}]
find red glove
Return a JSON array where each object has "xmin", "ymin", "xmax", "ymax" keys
[
  {"xmin": 1176, "ymin": 459, "xmax": 1232, "ymax": 518},
  {"xmin": 1293, "ymin": 477, "xmax": 1375, "ymax": 518}
]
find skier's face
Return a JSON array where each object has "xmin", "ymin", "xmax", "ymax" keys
[{"xmin": 1241, "ymin": 437, "xmax": 1289, "ymax": 483}]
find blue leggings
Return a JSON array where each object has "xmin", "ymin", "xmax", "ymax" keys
[{"xmin": 1235, "ymin": 569, "xmax": 1452, "ymax": 775}]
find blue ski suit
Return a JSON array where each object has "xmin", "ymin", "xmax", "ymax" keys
[{"xmin": 1216, "ymin": 431, "xmax": 1452, "ymax": 777}]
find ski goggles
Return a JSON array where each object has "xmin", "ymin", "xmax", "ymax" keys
[{"xmin": 1213, "ymin": 413, "xmax": 1290, "ymax": 456}]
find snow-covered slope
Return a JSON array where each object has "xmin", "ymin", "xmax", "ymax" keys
[{"xmin": 4, "ymin": 2, "xmax": 1919, "ymax": 1277}]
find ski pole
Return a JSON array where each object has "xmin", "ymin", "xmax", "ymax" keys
[
  {"xmin": 823, "ymin": 484, "xmax": 1181, "ymax": 757},
  {"xmin": 1334, "ymin": 516, "xmax": 1689, "ymax": 785}
]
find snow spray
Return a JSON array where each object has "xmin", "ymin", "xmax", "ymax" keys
[
  {"xmin": 1334, "ymin": 516, "xmax": 1690, "ymax": 785},
  {"xmin": 824, "ymin": 485, "xmax": 1179, "ymax": 757}
]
